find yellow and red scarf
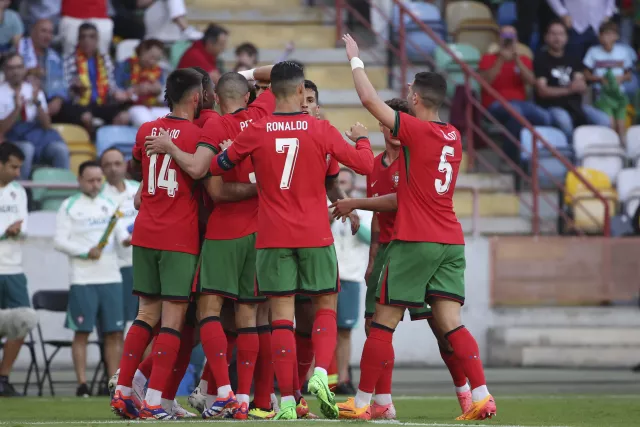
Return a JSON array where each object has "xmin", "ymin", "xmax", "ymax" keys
[
  {"xmin": 129, "ymin": 57, "xmax": 162, "ymax": 106},
  {"xmin": 75, "ymin": 48, "xmax": 109, "ymax": 106}
]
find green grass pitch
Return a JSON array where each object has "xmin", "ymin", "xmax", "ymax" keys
[{"xmin": 1, "ymin": 395, "xmax": 638, "ymax": 427}]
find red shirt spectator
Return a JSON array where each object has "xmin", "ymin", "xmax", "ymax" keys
[
  {"xmin": 178, "ymin": 24, "xmax": 228, "ymax": 83},
  {"xmin": 61, "ymin": 0, "xmax": 108, "ymax": 19},
  {"xmin": 478, "ymin": 53, "xmax": 532, "ymax": 108}
]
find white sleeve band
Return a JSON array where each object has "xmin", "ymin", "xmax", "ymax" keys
[
  {"xmin": 350, "ymin": 57, "xmax": 364, "ymax": 71},
  {"xmin": 238, "ymin": 69, "xmax": 256, "ymax": 81}
]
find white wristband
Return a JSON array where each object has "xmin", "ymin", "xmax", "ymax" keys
[
  {"xmin": 350, "ymin": 57, "xmax": 364, "ymax": 71},
  {"xmin": 238, "ymin": 68, "xmax": 256, "ymax": 81}
]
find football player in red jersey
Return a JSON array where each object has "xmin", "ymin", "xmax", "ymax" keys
[
  {"xmin": 331, "ymin": 35, "xmax": 496, "ymax": 421},
  {"xmin": 110, "ymin": 68, "xmax": 205, "ymax": 421},
  {"xmin": 206, "ymin": 61, "xmax": 374, "ymax": 420}
]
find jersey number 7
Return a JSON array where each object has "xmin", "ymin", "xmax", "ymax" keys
[
  {"xmin": 276, "ymin": 138, "xmax": 299, "ymax": 190},
  {"xmin": 148, "ymin": 154, "xmax": 178, "ymax": 197}
]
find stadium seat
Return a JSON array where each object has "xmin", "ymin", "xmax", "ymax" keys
[
  {"xmin": 115, "ymin": 39, "xmax": 140, "ymax": 63},
  {"xmin": 573, "ymin": 125, "xmax": 625, "ymax": 184},
  {"xmin": 625, "ymin": 125, "xmax": 640, "ymax": 165},
  {"xmin": 496, "ymin": 1, "xmax": 517, "ymax": 26},
  {"xmin": 52, "ymin": 124, "xmax": 95, "ymax": 165},
  {"xmin": 454, "ymin": 18, "xmax": 500, "ymax": 53},
  {"xmin": 31, "ymin": 168, "xmax": 78, "ymax": 211},
  {"xmin": 445, "ymin": 1, "xmax": 492, "ymax": 36},
  {"xmin": 32, "ymin": 290, "xmax": 106, "ymax": 396},
  {"xmin": 96, "ymin": 125, "xmax": 138, "ymax": 157},
  {"xmin": 170, "ymin": 40, "xmax": 191, "ymax": 68},
  {"xmin": 616, "ymin": 168, "xmax": 640, "ymax": 217},
  {"xmin": 392, "ymin": 2, "xmax": 446, "ymax": 60},
  {"xmin": 565, "ymin": 167, "xmax": 618, "ymax": 233},
  {"xmin": 435, "ymin": 43, "xmax": 481, "ymax": 97},
  {"xmin": 520, "ymin": 127, "xmax": 573, "ymax": 189}
]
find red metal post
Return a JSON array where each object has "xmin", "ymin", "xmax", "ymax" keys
[
  {"xmin": 464, "ymin": 74, "xmax": 475, "ymax": 171},
  {"xmin": 531, "ymin": 136, "xmax": 540, "ymax": 234},
  {"xmin": 399, "ymin": 9, "xmax": 408, "ymax": 98},
  {"xmin": 335, "ymin": 0, "xmax": 343, "ymax": 44}
]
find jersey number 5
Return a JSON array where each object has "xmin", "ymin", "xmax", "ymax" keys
[
  {"xmin": 276, "ymin": 138, "xmax": 299, "ymax": 190},
  {"xmin": 435, "ymin": 146, "xmax": 454, "ymax": 195},
  {"xmin": 148, "ymin": 154, "xmax": 178, "ymax": 197}
]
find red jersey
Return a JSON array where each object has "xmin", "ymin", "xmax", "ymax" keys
[
  {"xmin": 366, "ymin": 152, "xmax": 400, "ymax": 244},
  {"xmin": 178, "ymin": 41, "xmax": 218, "ymax": 74},
  {"xmin": 193, "ymin": 109, "xmax": 220, "ymax": 128},
  {"xmin": 391, "ymin": 112, "xmax": 464, "ymax": 245},
  {"xmin": 478, "ymin": 54, "xmax": 532, "ymax": 108},
  {"xmin": 62, "ymin": 0, "xmax": 108, "ymax": 18},
  {"xmin": 131, "ymin": 116, "xmax": 201, "ymax": 254},
  {"xmin": 210, "ymin": 113, "xmax": 374, "ymax": 248},
  {"xmin": 326, "ymin": 155, "xmax": 340, "ymax": 177},
  {"xmin": 198, "ymin": 90, "xmax": 276, "ymax": 240}
]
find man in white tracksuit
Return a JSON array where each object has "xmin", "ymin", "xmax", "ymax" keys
[
  {"xmin": 54, "ymin": 160, "xmax": 130, "ymax": 398},
  {"xmin": 331, "ymin": 168, "xmax": 372, "ymax": 394},
  {"xmin": 99, "ymin": 148, "xmax": 139, "ymax": 325}
]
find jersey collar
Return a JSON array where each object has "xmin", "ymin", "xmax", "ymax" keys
[
  {"xmin": 273, "ymin": 111, "xmax": 304, "ymax": 116},
  {"xmin": 231, "ymin": 108, "xmax": 247, "ymax": 114},
  {"xmin": 166, "ymin": 115, "xmax": 188, "ymax": 121}
]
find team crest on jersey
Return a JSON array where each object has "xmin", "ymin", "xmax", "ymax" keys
[
  {"xmin": 392, "ymin": 172, "xmax": 399, "ymax": 188},
  {"xmin": 101, "ymin": 206, "xmax": 109, "ymax": 214}
]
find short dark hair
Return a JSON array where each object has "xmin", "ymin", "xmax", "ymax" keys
[
  {"xmin": 164, "ymin": 68, "xmax": 203, "ymax": 111},
  {"xmin": 271, "ymin": 61, "xmax": 305, "ymax": 99},
  {"xmin": 412, "ymin": 72, "xmax": 447, "ymax": 109},
  {"xmin": 599, "ymin": 21, "xmax": 618, "ymax": 35},
  {"xmin": 78, "ymin": 22, "xmax": 98, "ymax": 36},
  {"xmin": 0, "ymin": 142, "xmax": 25, "ymax": 163},
  {"xmin": 2, "ymin": 52, "xmax": 23, "ymax": 69},
  {"xmin": 288, "ymin": 60, "xmax": 304, "ymax": 70},
  {"xmin": 385, "ymin": 98, "xmax": 411, "ymax": 115},
  {"xmin": 191, "ymin": 66, "xmax": 214, "ymax": 109},
  {"xmin": 304, "ymin": 80, "xmax": 319, "ymax": 103},
  {"xmin": 545, "ymin": 18, "xmax": 567, "ymax": 35},
  {"xmin": 79, "ymin": 160, "xmax": 101, "ymax": 177},
  {"xmin": 235, "ymin": 42, "xmax": 258, "ymax": 59},
  {"xmin": 135, "ymin": 38, "xmax": 165, "ymax": 57},
  {"xmin": 203, "ymin": 24, "xmax": 228, "ymax": 44},
  {"xmin": 216, "ymin": 72, "xmax": 250, "ymax": 101},
  {"xmin": 99, "ymin": 147, "xmax": 125, "ymax": 164}
]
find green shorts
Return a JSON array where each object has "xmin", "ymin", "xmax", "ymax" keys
[
  {"xmin": 65, "ymin": 283, "xmax": 124, "ymax": 333},
  {"xmin": 199, "ymin": 234, "xmax": 265, "ymax": 303},
  {"xmin": 256, "ymin": 245, "xmax": 339, "ymax": 297},
  {"xmin": 377, "ymin": 241, "xmax": 466, "ymax": 308},
  {"xmin": 365, "ymin": 245, "xmax": 432, "ymax": 321},
  {"xmin": 120, "ymin": 266, "xmax": 137, "ymax": 322},
  {"xmin": 132, "ymin": 246, "xmax": 198, "ymax": 301},
  {"xmin": 0, "ymin": 273, "xmax": 30, "ymax": 308}
]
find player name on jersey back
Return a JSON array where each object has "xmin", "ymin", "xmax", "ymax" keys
[
  {"xmin": 265, "ymin": 120, "xmax": 308, "ymax": 132},
  {"xmin": 131, "ymin": 116, "xmax": 201, "ymax": 254}
]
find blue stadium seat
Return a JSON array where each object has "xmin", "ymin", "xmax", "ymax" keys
[
  {"xmin": 497, "ymin": 1, "xmax": 517, "ymax": 26},
  {"xmin": 96, "ymin": 125, "xmax": 139, "ymax": 159},
  {"xmin": 392, "ymin": 2, "xmax": 446, "ymax": 61},
  {"xmin": 520, "ymin": 127, "xmax": 574, "ymax": 189}
]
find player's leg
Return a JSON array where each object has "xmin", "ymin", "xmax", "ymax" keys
[
  {"xmin": 301, "ymin": 245, "xmax": 340, "ymax": 419},
  {"xmin": 428, "ymin": 245, "xmax": 495, "ymax": 420},
  {"xmin": 256, "ymin": 247, "xmax": 298, "ymax": 420},
  {"xmin": 250, "ymin": 302, "xmax": 276, "ymax": 419},
  {"xmin": 66, "ymin": 284, "xmax": 99, "ymax": 397},
  {"xmin": 292, "ymin": 296, "xmax": 318, "ymax": 419}
]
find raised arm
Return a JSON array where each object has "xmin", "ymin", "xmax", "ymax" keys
[
  {"xmin": 145, "ymin": 128, "xmax": 214, "ymax": 179},
  {"xmin": 238, "ymin": 64, "xmax": 275, "ymax": 82},
  {"xmin": 326, "ymin": 122, "xmax": 373, "ymax": 175},
  {"xmin": 343, "ymin": 34, "xmax": 395, "ymax": 130}
]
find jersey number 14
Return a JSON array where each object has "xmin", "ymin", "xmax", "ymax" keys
[{"xmin": 148, "ymin": 154, "xmax": 178, "ymax": 197}]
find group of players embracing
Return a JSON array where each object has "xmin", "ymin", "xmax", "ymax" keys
[{"xmin": 109, "ymin": 34, "xmax": 497, "ymax": 422}]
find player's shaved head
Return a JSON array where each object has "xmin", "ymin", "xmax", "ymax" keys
[
  {"xmin": 271, "ymin": 61, "xmax": 305, "ymax": 100},
  {"xmin": 216, "ymin": 72, "xmax": 250, "ymax": 101},
  {"xmin": 410, "ymin": 72, "xmax": 447, "ymax": 110},
  {"xmin": 164, "ymin": 68, "xmax": 203, "ymax": 112},
  {"xmin": 191, "ymin": 66, "xmax": 215, "ymax": 109}
]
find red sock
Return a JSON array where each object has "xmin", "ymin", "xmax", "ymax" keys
[
  {"xmin": 253, "ymin": 326, "xmax": 273, "ymax": 409},
  {"xmin": 440, "ymin": 350, "xmax": 467, "ymax": 388},
  {"xmin": 162, "ymin": 324, "xmax": 195, "ymax": 401},
  {"xmin": 292, "ymin": 333, "xmax": 300, "ymax": 393},
  {"xmin": 446, "ymin": 326, "xmax": 486, "ymax": 390},
  {"xmin": 137, "ymin": 350, "xmax": 154, "ymax": 379},
  {"xmin": 358, "ymin": 323, "xmax": 394, "ymax": 394},
  {"xmin": 311, "ymin": 309, "xmax": 337, "ymax": 370},
  {"xmin": 200, "ymin": 317, "xmax": 231, "ymax": 393},
  {"xmin": 374, "ymin": 352, "xmax": 394, "ymax": 395},
  {"xmin": 235, "ymin": 328, "xmax": 259, "ymax": 396},
  {"xmin": 226, "ymin": 331, "xmax": 237, "ymax": 362},
  {"xmin": 117, "ymin": 320, "xmax": 154, "ymax": 388},
  {"xmin": 147, "ymin": 329, "xmax": 181, "ymax": 393},
  {"xmin": 295, "ymin": 330, "xmax": 314, "ymax": 388},
  {"xmin": 271, "ymin": 320, "xmax": 296, "ymax": 397},
  {"xmin": 204, "ymin": 364, "xmax": 217, "ymax": 396}
]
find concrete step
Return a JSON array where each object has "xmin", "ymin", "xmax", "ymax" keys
[
  {"xmin": 460, "ymin": 216, "xmax": 532, "ymax": 235},
  {"xmin": 493, "ymin": 307, "xmax": 640, "ymax": 327},
  {"xmin": 488, "ymin": 345, "xmax": 640, "ymax": 368},
  {"xmin": 187, "ymin": 0, "xmax": 302, "ymax": 9},
  {"xmin": 188, "ymin": 7, "xmax": 327, "ymax": 24},
  {"xmin": 194, "ymin": 23, "xmax": 335, "ymax": 50},
  {"xmin": 489, "ymin": 327, "xmax": 640, "ymax": 347},
  {"xmin": 456, "ymin": 173, "xmax": 514, "ymax": 192},
  {"xmin": 454, "ymin": 192, "xmax": 520, "ymax": 218},
  {"xmin": 220, "ymin": 48, "xmax": 385, "ymax": 66}
]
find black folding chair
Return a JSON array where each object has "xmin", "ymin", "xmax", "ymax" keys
[
  {"xmin": 0, "ymin": 330, "xmax": 40, "ymax": 395},
  {"xmin": 32, "ymin": 290, "xmax": 106, "ymax": 396}
]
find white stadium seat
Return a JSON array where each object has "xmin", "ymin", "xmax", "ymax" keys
[
  {"xmin": 616, "ymin": 168, "xmax": 640, "ymax": 217},
  {"xmin": 116, "ymin": 39, "xmax": 141, "ymax": 63},
  {"xmin": 573, "ymin": 126, "xmax": 625, "ymax": 184},
  {"xmin": 626, "ymin": 125, "xmax": 640, "ymax": 166}
]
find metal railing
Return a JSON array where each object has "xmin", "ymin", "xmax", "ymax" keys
[{"xmin": 330, "ymin": 0, "xmax": 612, "ymax": 236}]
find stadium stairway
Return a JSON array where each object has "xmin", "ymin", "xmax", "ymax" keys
[{"xmin": 184, "ymin": 1, "xmax": 549, "ymax": 236}]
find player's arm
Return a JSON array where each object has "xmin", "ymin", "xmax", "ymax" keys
[
  {"xmin": 343, "ymin": 34, "xmax": 395, "ymax": 131},
  {"xmin": 238, "ymin": 64, "xmax": 275, "ymax": 82},
  {"xmin": 53, "ymin": 202, "xmax": 90, "ymax": 257},
  {"xmin": 134, "ymin": 182, "xmax": 142, "ymax": 210},
  {"xmin": 326, "ymin": 122, "xmax": 374, "ymax": 175},
  {"xmin": 145, "ymin": 129, "xmax": 214, "ymax": 179},
  {"xmin": 209, "ymin": 133, "xmax": 252, "ymax": 176},
  {"xmin": 330, "ymin": 193, "xmax": 397, "ymax": 220},
  {"xmin": 325, "ymin": 173, "xmax": 360, "ymax": 234},
  {"xmin": 204, "ymin": 175, "xmax": 257, "ymax": 203}
]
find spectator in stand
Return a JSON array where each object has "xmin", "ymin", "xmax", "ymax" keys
[
  {"xmin": 177, "ymin": 23, "xmax": 228, "ymax": 84},
  {"xmin": 18, "ymin": 19, "xmax": 67, "ymax": 120},
  {"xmin": 0, "ymin": 0, "xmax": 24, "ymax": 54},
  {"xmin": 19, "ymin": 0, "xmax": 61, "ymax": 30},
  {"xmin": 59, "ymin": 0, "xmax": 112, "ymax": 56},
  {"xmin": 546, "ymin": 0, "xmax": 616, "ymax": 59},
  {"xmin": 479, "ymin": 25, "xmax": 551, "ymax": 166},
  {"xmin": 143, "ymin": 0, "xmax": 203, "ymax": 42},
  {"xmin": 115, "ymin": 38, "xmax": 169, "ymax": 127},
  {"xmin": 235, "ymin": 42, "xmax": 258, "ymax": 68},
  {"xmin": 58, "ymin": 23, "xmax": 131, "ymax": 132},
  {"xmin": 534, "ymin": 19, "xmax": 610, "ymax": 142},
  {"xmin": 0, "ymin": 53, "xmax": 69, "ymax": 179}
]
